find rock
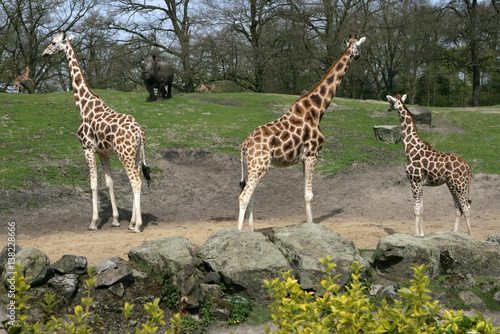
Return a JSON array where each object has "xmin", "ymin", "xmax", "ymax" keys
[
  {"xmin": 369, "ymin": 285, "xmax": 400, "ymax": 300},
  {"xmin": 94, "ymin": 257, "xmax": 133, "ymax": 288},
  {"xmin": 52, "ymin": 255, "xmax": 87, "ymax": 275},
  {"xmin": 201, "ymin": 283, "xmax": 224, "ymax": 300},
  {"xmin": 494, "ymin": 291, "xmax": 500, "ymax": 305},
  {"xmin": 132, "ymin": 269, "xmax": 148, "ymax": 280},
  {"xmin": 374, "ymin": 232, "xmax": 500, "ymax": 281},
  {"xmin": 440, "ymin": 274, "xmax": 475, "ymax": 289},
  {"xmin": 269, "ymin": 222, "xmax": 369, "ymax": 291},
  {"xmin": 408, "ymin": 105, "xmax": 432, "ymax": 125},
  {"xmin": 2, "ymin": 248, "xmax": 52, "ymax": 287},
  {"xmin": 108, "ymin": 283, "xmax": 125, "ymax": 298},
  {"xmin": 0, "ymin": 244, "xmax": 22, "ymax": 277},
  {"xmin": 48, "ymin": 274, "xmax": 79, "ymax": 299},
  {"xmin": 129, "ymin": 236, "xmax": 201, "ymax": 309},
  {"xmin": 94, "ymin": 259, "xmax": 117, "ymax": 274},
  {"xmin": 373, "ymin": 125, "xmax": 402, "ymax": 144},
  {"xmin": 487, "ymin": 233, "xmax": 500, "ymax": 244},
  {"xmin": 197, "ymin": 228, "xmax": 291, "ymax": 301},
  {"xmin": 203, "ymin": 271, "xmax": 221, "ymax": 284},
  {"xmin": 459, "ymin": 290, "xmax": 486, "ymax": 310}
]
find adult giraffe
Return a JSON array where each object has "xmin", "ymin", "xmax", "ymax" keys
[
  {"xmin": 238, "ymin": 35, "xmax": 366, "ymax": 231},
  {"xmin": 386, "ymin": 93, "xmax": 472, "ymax": 236},
  {"xmin": 43, "ymin": 32, "xmax": 151, "ymax": 232}
]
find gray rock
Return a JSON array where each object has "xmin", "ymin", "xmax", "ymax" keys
[
  {"xmin": 0, "ymin": 244, "xmax": 22, "ymax": 277},
  {"xmin": 129, "ymin": 236, "xmax": 201, "ymax": 309},
  {"xmin": 200, "ymin": 283, "xmax": 224, "ymax": 300},
  {"xmin": 132, "ymin": 269, "xmax": 148, "ymax": 280},
  {"xmin": 459, "ymin": 290, "xmax": 486, "ymax": 310},
  {"xmin": 2, "ymin": 248, "xmax": 52, "ymax": 287},
  {"xmin": 94, "ymin": 257, "xmax": 133, "ymax": 288},
  {"xmin": 408, "ymin": 105, "xmax": 432, "ymax": 125},
  {"xmin": 52, "ymin": 255, "xmax": 87, "ymax": 275},
  {"xmin": 203, "ymin": 271, "xmax": 221, "ymax": 284},
  {"xmin": 197, "ymin": 228, "xmax": 291, "ymax": 301},
  {"xmin": 440, "ymin": 274, "xmax": 475, "ymax": 289},
  {"xmin": 269, "ymin": 222, "xmax": 368, "ymax": 291},
  {"xmin": 494, "ymin": 291, "xmax": 500, "ymax": 305},
  {"xmin": 108, "ymin": 283, "xmax": 125, "ymax": 297},
  {"xmin": 48, "ymin": 274, "xmax": 79, "ymax": 299},
  {"xmin": 94, "ymin": 259, "xmax": 117, "ymax": 274},
  {"xmin": 374, "ymin": 232, "xmax": 500, "ymax": 281},
  {"xmin": 487, "ymin": 233, "xmax": 500, "ymax": 244},
  {"xmin": 373, "ymin": 125, "xmax": 402, "ymax": 144}
]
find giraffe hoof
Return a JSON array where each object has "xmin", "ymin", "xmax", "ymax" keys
[
  {"xmin": 111, "ymin": 221, "xmax": 121, "ymax": 227},
  {"xmin": 88, "ymin": 226, "xmax": 98, "ymax": 231},
  {"xmin": 129, "ymin": 228, "xmax": 142, "ymax": 233}
]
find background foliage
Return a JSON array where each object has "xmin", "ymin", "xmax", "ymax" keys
[{"xmin": 0, "ymin": 0, "xmax": 499, "ymax": 107}]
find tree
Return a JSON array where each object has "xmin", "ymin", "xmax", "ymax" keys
[
  {"xmin": 111, "ymin": 0, "xmax": 197, "ymax": 92},
  {"xmin": 0, "ymin": 0, "xmax": 98, "ymax": 93}
]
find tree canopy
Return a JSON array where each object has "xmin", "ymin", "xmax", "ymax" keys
[{"xmin": 0, "ymin": 0, "xmax": 498, "ymax": 106}]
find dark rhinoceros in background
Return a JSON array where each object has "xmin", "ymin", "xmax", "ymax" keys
[{"xmin": 141, "ymin": 55, "xmax": 174, "ymax": 101}]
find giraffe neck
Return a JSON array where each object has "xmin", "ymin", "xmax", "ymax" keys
[
  {"xmin": 398, "ymin": 105, "xmax": 422, "ymax": 157},
  {"xmin": 63, "ymin": 41, "xmax": 97, "ymax": 117},
  {"xmin": 293, "ymin": 47, "xmax": 355, "ymax": 120}
]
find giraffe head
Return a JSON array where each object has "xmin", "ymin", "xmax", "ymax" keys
[
  {"xmin": 42, "ymin": 32, "xmax": 75, "ymax": 56},
  {"xmin": 386, "ymin": 94, "xmax": 407, "ymax": 111},
  {"xmin": 345, "ymin": 35, "xmax": 366, "ymax": 60}
]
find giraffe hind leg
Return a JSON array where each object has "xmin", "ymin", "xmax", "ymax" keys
[
  {"xmin": 238, "ymin": 165, "xmax": 269, "ymax": 231},
  {"xmin": 448, "ymin": 183, "xmax": 472, "ymax": 236}
]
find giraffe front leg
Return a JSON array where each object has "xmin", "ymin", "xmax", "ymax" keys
[
  {"xmin": 303, "ymin": 155, "xmax": 317, "ymax": 224},
  {"xmin": 99, "ymin": 154, "xmax": 120, "ymax": 227},
  {"xmin": 85, "ymin": 150, "xmax": 99, "ymax": 230},
  {"xmin": 411, "ymin": 180, "xmax": 424, "ymax": 236}
]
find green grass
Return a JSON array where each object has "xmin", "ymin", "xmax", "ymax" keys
[{"xmin": 1, "ymin": 91, "xmax": 499, "ymax": 190}]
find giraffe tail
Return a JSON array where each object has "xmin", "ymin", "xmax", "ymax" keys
[
  {"xmin": 138, "ymin": 134, "xmax": 151, "ymax": 189},
  {"xmin": 239, "ymin": 144, "xmax": 247, "ymax": 193}
]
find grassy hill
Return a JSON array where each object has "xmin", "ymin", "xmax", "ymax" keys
[{"xmin": 1, "ymin": 90, "xmax": 499, "ymax": 190}]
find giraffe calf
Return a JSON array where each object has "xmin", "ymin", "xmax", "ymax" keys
[{"xmin": 386, "ymin": 94, "xmax": 472, "ymax": 236}]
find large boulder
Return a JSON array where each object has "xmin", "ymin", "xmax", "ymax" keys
[
  {"xmin": 197, "ymin": 228, "xmax": 291, "ymax": 301},
  {"xmin": 374, "ymin": 232, "xmax": 500, "ymax": 281},
  {"xmin": 52, "ymin": 255, "xmax": 88, "ymax": 275},
  {"xmin": 2, "ymin": 248, "xmax": 52, "ymax": 287},
  {"xmin": 373, "ymin": 125, "xmax": 402, "ymax": 144},
  {"xmin": 408, "ymin": 105, "xmax": 432, "ymax": 125},
  {"xmin": 0, "ymin": 244, "xmax": 22, "ymax": 277},
  {"xmin": 129, "ymin": 236, "xmax": 201, "ymax": 309},
  {"xmin": 269, "ymin": 223, "xmax": 369, "ymax": 290}
]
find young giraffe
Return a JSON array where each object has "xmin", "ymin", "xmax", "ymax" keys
[
  {"xmin": 12, "ymin": 67, "xmax": 34, "ymax": 93},
  {"xmin": 238, "ymin": 35, "xmax": 366, "ymax": 231},
  {"xmin": 43, "ymin": 32, "xmax": 151, "ymax": 232},
  {"xmin": 386, "ymin": 94, "xmax": 472, "ymax": 236}
]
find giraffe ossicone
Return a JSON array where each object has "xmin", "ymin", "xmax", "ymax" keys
[
  {"xmin": 386, "ymin": 93, "xmax": 472, "ymax": 237},
  {"xmin": 238, "ymin": 35, "xmax": 366, "ymax": 231},
  {"xmin": 42, "ymin": 32, "xmax": 151, "ymax": 233}
]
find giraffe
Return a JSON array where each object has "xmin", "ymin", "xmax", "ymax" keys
[
  {"xmin": 42, "ymin": 32, "xmax": 151, "ymax": 233},
  {"xmin": 386, "ymin": 93, "xmax": 472, "ymax": 236},
  {"xmin": 198, "ymin": 84, "xmax": 215, "ymax": 93},
  {"xmin": 238, "ymin": 35, "xmax": 366, "ymax": 231},
  {"xmin": 12, "ymin": 67, "xmax": 34, "ymax": 93}
]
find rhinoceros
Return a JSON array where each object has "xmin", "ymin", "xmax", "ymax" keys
[{"xmin": 141, "ymin": 55, "xmax": 174, "ymax": 101}]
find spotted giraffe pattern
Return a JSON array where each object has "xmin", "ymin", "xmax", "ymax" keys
[
  {"xmin": 12, "ymin": 67, "xmax": 34, "ymax": 93},
  {"xmin": 386, "ymin": 94, "xmax": 472, "ymax": 236},
  {"xmin": 238, "ymin": 36, "xmax": 366, "ymax": 231},
  {"xmin": 43, "ymin": 32, "xmax": 151, "ymax": 232}
]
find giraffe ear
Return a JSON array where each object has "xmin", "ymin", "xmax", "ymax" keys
[
  {"xmin": 68, "ymin": 35, "xmax": 75, "ymax": 41},
  {"xmin": 401, "ymin": 94, "xmax": 407, "ymax": 102},
  {"xmin": 386, "ymin": 95, "xmax": 395, "ymax": 102}
]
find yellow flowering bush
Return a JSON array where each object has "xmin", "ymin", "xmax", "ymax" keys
[{"xmin": 263, "ymin": 256, "xmax": 500, "ymax": 334}]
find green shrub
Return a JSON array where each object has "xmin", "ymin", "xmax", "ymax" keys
[{"xmin": 263, "ymin": 256, "xmax": 500, "ymax": 334}]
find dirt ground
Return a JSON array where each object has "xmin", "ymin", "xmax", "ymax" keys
[{"xmin": 3, "ymin": 146, "xmax": 500, "ymax": 266}]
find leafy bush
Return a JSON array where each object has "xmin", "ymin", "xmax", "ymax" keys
[{"xmin": 263, "ymin": 256, "xmax": 500, "ymax": 334}]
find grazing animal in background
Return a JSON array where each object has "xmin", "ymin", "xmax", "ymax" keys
[
  {"xmin": 198, "ymin": 84, "xmax": 215, "ymax": 93},
  {"xmin": 43, "ymin": 31, "xmax": 151, "ymax": 232},
  {"xmin": 141, "ymin": 55, "xmax": 174, "ymax": 101},
  {"xmin": 238, "ymin": 36, "xmax": 366, "ymax": 231},
  {"xmin": 12, "ymin": 67, "xmax": 34, "ymax": 93},
  {"xmin": 386, "ymin": 94, "xmax": 472, "ymax": 236}
]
